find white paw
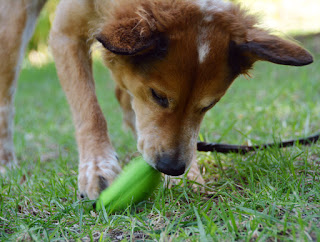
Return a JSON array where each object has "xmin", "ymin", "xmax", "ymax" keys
[{"xmin": 78, "ymin": 155, "xmax": 121, "ymax": 200}]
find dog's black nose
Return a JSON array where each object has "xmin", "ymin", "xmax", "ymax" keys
[{"xmin": 156, "ymin": 154, "xmax": 186, "ymax": 176}]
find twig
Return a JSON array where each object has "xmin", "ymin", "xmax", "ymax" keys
[{"xmin": 197, "ymin": 133, "xmax": 320, "ymax": 154}]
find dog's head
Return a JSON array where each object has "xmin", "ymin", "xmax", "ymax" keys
[{"xmin": 96, "ymin": 0, "xmax": 313, "ymax": 175}]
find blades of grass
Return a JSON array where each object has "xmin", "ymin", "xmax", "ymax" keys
[
  {"xmin": 218, "ymin": 120, "xmax": 238, "ymax": 143},
  {"xmin": 42, "ymin": 228, "xmax": 49, "ymax": 242},
  {"xmin": 218, "ymin": 200, "xmax": 233, "ymax": 233},
  {"xmin": 249, "ymin": 167, "xmax": 255, "ymax": 193},
  {"xmin": 79, "ymin": 203, "xmax": 83, "ymax": 232},
  {"xmin": 99, "ymin": 231, "xmax": 105, "ymax": 242},
  {"xmin": 48, "ymin": 225, "xmax": 60, "ymax": 240},
  {"xmin": 297, "ymin": 210, "xmax": 306, "ymax": 237},
  {"xmin": 88, "ymin": 229, "xmax": 94, "ymax": 242},
  {"xmin": 225, "ymin": 202, "xmax": 238, "ymax": 235},
  {"xmin": 99, "ymin": 199, "xmax": 109, "ymax": 224},
  {"xmin": 214, "ymin": 153, "xmax": 226, "ymax": 178},
  {"xmin": 193, "ymin": 206, "xmax": 208, "ymax": 242},
  {"xmin": 199, "ymin": 132, "xmax": 204, "ymax": 142},
  {"xmin": 292, "ymin": 225, "xmax": 297, "ymax": 241},
  {"xmin": 283, "ymin": 211, "xmax": 289, "ymax": 236},
  {"xmin": 236, "ymin": 206, "xmax": 282, "ymax": 224},
  {"xmin": 202, "ymin": 197, "xmax": 217, "ymax": 215},
  {"xmin": 288, "ymin": 152, "xmax": 305, "ymax": 180},
  {"xmin": 201, "ymin": 210, "xmax": 220, "ymax": 238},
  {"xmin": 218, "ymin": 190, "xmax": 244, "ymax": 204},
  {"xmin": 0, "ymin": 194, "xmax": 4, "ymax": 217},
  {"xmin": 234, "ymin": 166, "xmax": 247, "ymax": 188}
]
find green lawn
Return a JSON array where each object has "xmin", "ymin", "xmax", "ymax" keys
[{"xmin": 1, "ymin": 36, "xmax": 320, "ymax": 241}]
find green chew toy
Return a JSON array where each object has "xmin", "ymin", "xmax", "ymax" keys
[{"xmin": 96, "ymin": 156, "xmax": 162, "ymax": 212}]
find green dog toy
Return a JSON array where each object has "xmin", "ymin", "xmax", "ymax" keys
[{"xmin": 96, "ymin": 156, "xmax": 162, "ymax": 211}]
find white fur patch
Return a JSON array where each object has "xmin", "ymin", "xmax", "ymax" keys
[
  {"xmin": 197, "ymin": 0, "xmax": 230, "ymax": 13},
  {"xmin": 203, "ymin": 15, "xmax": 214, "ymax": 22},
  {"xmin": 79, "ymin": 148, "xmax": 121, "ymax": 180},
  {"xmin": 196, "ymin": 0, "xmax": 231, "ymax": 63},
  {"xmin": 197, "ymin": 0, "xmax": 231, "ymax": 23},
  {"xmin": 198, "ymin": 40, "xmax": 210, "ymax": 64},
  {"xmin": 197, "ymin": 27, "xmax": 211, "ymax": 63}
]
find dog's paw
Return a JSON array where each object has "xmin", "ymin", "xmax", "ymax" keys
[
  {"xmin": 78, "ymin": 155, "xmax": 121, "ymax": 200},
  {"xmin": 187, "ymin": 164, "xmax": 205, "ymax": 185}
]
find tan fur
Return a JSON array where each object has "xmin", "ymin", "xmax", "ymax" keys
[
  {"xmin": 0, "ymin": 0, "xmax": 45, "ymax": 172},
  {"xmin": 0, "ymin": 0, "xmax": 312, "ymax": 198}
]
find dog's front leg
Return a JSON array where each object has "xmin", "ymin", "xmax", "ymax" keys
[
  {"xmin": 50, "ymin": 1, "xmax": 121, "ymax": 199},
  {"xmin": 0, "ymin": 0, "xmax": 45, "ymax": 173}
]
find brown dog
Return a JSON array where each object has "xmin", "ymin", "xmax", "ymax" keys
[{"xmin": 0, "ymin": 0, "xmax": 313, "ymax": 199}]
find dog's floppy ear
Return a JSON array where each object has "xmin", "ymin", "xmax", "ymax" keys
[
  {"xmin": 229, "ymin": 29, "xmax": 313, "ymax": 77},
  {"xmin": 238, "ymin": 29, "xmax": 313, "ymax": 66},
  {"xmin": 96, "ymin": 16, "xmax": 160, "ymax": 56}
]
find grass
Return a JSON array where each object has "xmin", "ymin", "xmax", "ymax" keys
[{"xmin": 1, "ymin": 36, "xmax": 320, "ymax": 241}]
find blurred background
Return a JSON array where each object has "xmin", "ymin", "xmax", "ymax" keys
[{"xmin": 27, "ymin": 0, "xmax": 320, "ymax": 67}]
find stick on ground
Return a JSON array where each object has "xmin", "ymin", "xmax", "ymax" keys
[{"xmin": 197, "ymin": 133, "xmax": 320, "ymax": 154}]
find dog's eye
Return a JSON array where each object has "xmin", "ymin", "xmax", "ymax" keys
[
  {"xmin": 151, "ymin": 88, "xmax": 169, "ymax": 108},
  {"xmin": 200, "ymin": 101, "xmax": 216, "ymax": 113}
]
